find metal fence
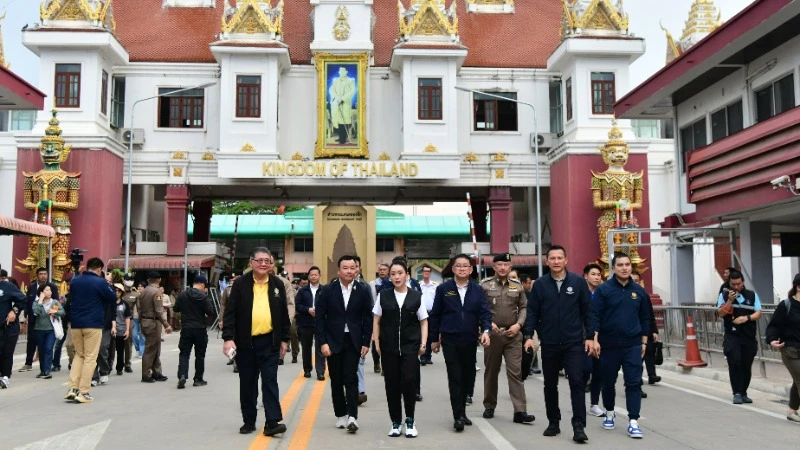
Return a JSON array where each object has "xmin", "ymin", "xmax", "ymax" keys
[{"xmin": 655, "ymin": 305, "xmax": 780, "ymax": 377}]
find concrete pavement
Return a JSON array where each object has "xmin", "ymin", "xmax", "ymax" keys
[{"xmin": 1, "ymin": 333, "xmax": 798, "ymax": 449}]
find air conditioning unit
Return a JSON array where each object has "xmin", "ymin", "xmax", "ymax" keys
[
  {"xmin": 529, "ymin": 133, "xmax": 553, "ymax": 150},
  {"xmin": 122, "ymin": 128, "xmax": 145, "ymax": 145}
]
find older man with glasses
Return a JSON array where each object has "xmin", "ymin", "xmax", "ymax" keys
[{"xmin": 223, "ymin": 247, "xmax": 291, "ymax": 437}]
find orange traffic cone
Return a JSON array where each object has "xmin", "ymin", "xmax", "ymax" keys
[{"xmin": 678, "ymin": 316, "xmax": 707, "ymax": 368}]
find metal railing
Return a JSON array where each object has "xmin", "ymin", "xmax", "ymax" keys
[{"xmin": 655, "ymin": 305, "xmax": 780, "ymax": 378}]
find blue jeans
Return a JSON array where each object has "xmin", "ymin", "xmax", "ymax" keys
[
  {"xmin": 132, "ymin": 319, "xmax": 145, "ymax": 355},
  {"xmin": 53, "ymin": 332, "xmax": 67, "ymax": 368},
  {"xmin": 34, "ymin": 329, "xmax": 56, "ymax": 374},
  {"xmin": 601, "ymin": 344, "xmax": 643, "ymax": 420},
  {"xmin": 358, "ymin": 356, "xmax": 366, "ymax": 393}
]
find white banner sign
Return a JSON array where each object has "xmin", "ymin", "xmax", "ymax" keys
[{"xmin": 218, "ymin": 159, "xmax": 461, "ymax": 179}]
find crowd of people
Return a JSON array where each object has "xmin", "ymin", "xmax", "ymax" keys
[{"xmin": 1, "ymin": 244, "xmax": 800, "ymax": 442}]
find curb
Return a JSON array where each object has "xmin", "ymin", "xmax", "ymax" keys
[{"xmin": 659, "ymin": 359, "xmax": 793, "ymax": 398}]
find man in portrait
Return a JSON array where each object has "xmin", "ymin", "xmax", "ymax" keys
[{"xmin": 329, "ymin": 66, "xmax": 356, "ymax": 145}]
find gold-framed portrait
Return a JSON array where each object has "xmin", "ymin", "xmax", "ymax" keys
[{"xmin": 315, "ymin": 52, "xmax": 369, "ymax": 159}]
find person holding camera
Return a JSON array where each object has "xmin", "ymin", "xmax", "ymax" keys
[
  {"xmin": 716, "ymin": 269, "xmax": 762, "ymax": 405},
  {"xmin": 765, "ymin": 273, "xmax": 800, "ymax": 422}
]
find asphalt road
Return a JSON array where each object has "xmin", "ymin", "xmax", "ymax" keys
[{"xmin": 1, "ymin": 332, "xmax": 797, "ymax": 449}]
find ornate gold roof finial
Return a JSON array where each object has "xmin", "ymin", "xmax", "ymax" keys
[
  {"xmin": 660, "ymin": 20, "xmax": 682, "ymax": 64},
  {"xmin": 221, "ymin": 0, "xmax": 283, "ymax": 40},
  {"xmin": 0, "ymin": 10, "xmax": 9, "ymax": 69},
  {"xmin": 201, "ymin": 150, "xmax": 215, "ymax": 160},
  {"xmin": 240, "ymin": 142, "xmax": 255, "ymax": 152},
  {"xmin": 171, "ymin": 151, "xmax": 187, "ymax": 160},
  {"xmin": 660, "ymin": 0, "xmax": 722, "ymax": 65},
  {"xmin": 492, "ymin": 152, "xmax": 507, "ymax": 162},
  {"xmin": 398, "ymin": 0, "xmax": 459, "ymax": 42},
  {"xmin": 561, "ymin": 0, "xmax": 629, "ymax": 39},
  {"xmin": 378, "ymin": 152, "xmax": 391, "ymax": 161},
  {"xmin": 423, "ymin": 143, "xmax": 438, "ymax": 153},
  {"xmin": 40, "ymin": 0, "xmax": 116, "ymax": 34}
]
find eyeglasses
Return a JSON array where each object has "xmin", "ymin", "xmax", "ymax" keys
[
  {"xmin": 453, "ymin": 264, "xmax": 472, "ymax": 269},
  {"xmin": 251, "ymin": 259, "xmax": 274, "ymax": 265}
]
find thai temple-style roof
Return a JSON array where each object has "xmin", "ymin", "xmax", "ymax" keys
[{"xmin": 661, "ymin": 0, "xmax": 722, "ymax": 64}]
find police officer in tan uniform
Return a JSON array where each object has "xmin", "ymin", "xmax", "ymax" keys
[
  {"xmin": 220, "ymin": 274, "xmax": 237, "ymax": 370},
  {"xmin": 276, "ymin": 269, "xmax": 297, "ymax": 365},
  {"xmin": 480, "ymin": 254, "xmax": 535, "ymax": 424},
  {"xmin": 138, "ymin": 272, "xmax": 172, "ymax": 382}
]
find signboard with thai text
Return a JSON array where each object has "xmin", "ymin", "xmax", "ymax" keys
[{"xmin": 217, "ymin": 159, "xmax": 461, "ymax": 179}]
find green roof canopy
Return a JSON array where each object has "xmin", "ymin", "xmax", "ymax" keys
[{"xmin": 188, "ymin": 209, "xmax": 474, "ymax": 239}]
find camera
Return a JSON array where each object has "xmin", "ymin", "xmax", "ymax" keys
[
  {"xmin": 771, "ymin": 175, "xmax": 790, "ymax": 189},
  {"xmin": 69, "ymin": 248, "xmax": 87, "ymax": 273}
]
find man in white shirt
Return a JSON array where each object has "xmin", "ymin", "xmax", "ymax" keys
[
  {"xmin": 297, "ymin": 267, "xmax": 325, "ymax": 379},
  {"xmin": 419, "ymin": 264, "xmax": 438, "ymax": 365}
]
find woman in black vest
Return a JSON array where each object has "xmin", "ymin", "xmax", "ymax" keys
[
  {"xmin": 765, "ymin": 273, "xmax": 800, "ymax": 423},
  {"xmin": 373, "ymin": 261, "xmax": 428, "ymax": 438}
]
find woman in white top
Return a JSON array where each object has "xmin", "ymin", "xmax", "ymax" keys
[{"xmin": 373, "ymin": 261, "xmax": 428, "ymax": 438}]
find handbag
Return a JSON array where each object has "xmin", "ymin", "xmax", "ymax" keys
[
  {"xmin": 653, "ymin": 341, "xmax": 664, "ymax": 365},
  {"xmin": 51, "ymin": 316, "xmax": 64, "ymax": 340}
]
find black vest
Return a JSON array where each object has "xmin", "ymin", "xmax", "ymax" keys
[
  {"xmin": 723, "ymin": 288, "xmax": 757, "ymax": 339},
  {"xmin": 379, "ymin": 289, "xmax": 422, "ymax": 356}
]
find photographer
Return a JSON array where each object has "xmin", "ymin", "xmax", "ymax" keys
[{"xmin": 717, "ymin": 270, "xmax": 762, "ymax": 405}]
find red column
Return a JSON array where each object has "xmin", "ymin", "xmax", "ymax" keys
[
  {"xmin": 192, "ymin": 200, "xmax": 213, "ymax": 242},
  {"xmin": 164, "ymin": 185, "xmax": 190, "ymax": 256},
  {"xmin": 473, "ymin": 199, "xmax": 488, "ymax": 242},
  {"xmin": 489, "ymin": 186, "xmax": 512, "ymax": 254}
]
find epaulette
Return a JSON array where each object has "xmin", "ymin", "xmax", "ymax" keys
[{"xmin": 480, "ymin": 276, "xmax": 494, "ymax": 283}]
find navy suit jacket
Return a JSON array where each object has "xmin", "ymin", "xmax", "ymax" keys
[
  {"xmin": 295, "ymin": 283, "xmax": 323, "ymax": 329},
  {"xmin": 315, "ymin": 279, "xmax": 373, "ymax": 354},
  {"xmin": 429, "ymin": 279, "xmax": 492, "ymax": 343}
]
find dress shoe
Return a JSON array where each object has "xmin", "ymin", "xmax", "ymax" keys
[
  {"xmin": 420, "ymin": 359, "xmax": 427, "ymax": 366},
  {"xmin": 741, "ymin": 394, "xmax": 753, "ymax": 404},
  {"xmin": 648, "ymin": 375, "xmax": 662, "ymax": 385},
  {"xmin": 573, "ymin": 424, "xmax": 588, "ymax": 442},
  {"xmin": 304, "ymin": 371, "xmax": 311, "ymax": 378},
  {"xmin": 513, "ymin": 412, "xmax": 535, "ymax": 424},
  {"xmin": 264, "ymin": 422, "xmax": 287, "ymax": 436},
  {"xmin": 641, "ymin": 390, "xmax": 648, "ymax": 399},
  {"xmin": 733, "ymin": 393, "xmax": 743, "ymax": 404},
  {"xmin": 543, "ymin": 421, "xmax": 561, "ymax": 436},
  {"xmin": 141, "ymin": 377, "xmax": 155, "ymax": 383},
  {"xmin": 116, "ymin": 370, "xmax": 123, "ymax": 376},
  {"xmin": 461, "ymin": 416, "xmax": 472, "ymax": 426},
  {"xmin": 416, "ymin": 393, "xmax": 423, "ymax": 401},
  {"xmin": 531, "ymin": 367, "xmax": 541, "ymax": 374},
  {"xmin": 278, "ymin": 359, "xmax": 284, "ymax": 366},
  {"xmin": 42, "ymin": 373, "xmax": 52, "ymax": 379},
  {"xmin": 453, "ymin": 418, "xmax": 465, "ymax": 432},
  {"xmin": 465, "ymin": 395, "xmax": 473, "ymax": 405},
  {"xmin": 374, "ymin": 364, "xmax": 381, "ymax": 374},
  {"xmin": 239, "ymin": 423, "xmax": 256, "ymax": 434},
  {"xmin": 291, "ymin": 356, "xmax": 297, "ymax": 364},
  {"xmin": 317, "ymin": 374, "xmax": 325, "ymax": 381},
  {"xmin": 358, "ymin": 393, "xmax": 367, "ymax": 405},
  {"xmin": 178, "ymin": 377, "xmax": 187, "ymax": 389},
  {"xmin": 227, "ymin": 360, "xmax": 234, "ymax": 366},
  {"xmin": 124, "ymin": 366, "xmax": 133, "ymax": 373},
  {"xmin": 193, "ymin": 379, "xmax": 208, "ymax": 387},
  {"xmin": 52, "ymin": 366, "xmax": 61, "ymax": 372},
  {"xmin": 483, "ymin": 408, "xmax": 494, "ymax": 419},
  {"xmin": 153, "ymin": 374, "xmax": 168, "ymax": 382}
]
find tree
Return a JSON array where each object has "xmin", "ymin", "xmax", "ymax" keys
[{"xmin": 211, "ymin": 201, "xmax": 305, "ymax": 215}]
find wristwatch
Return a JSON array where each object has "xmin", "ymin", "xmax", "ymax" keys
[
  {"xmin": 483, "ymin": 330, "xmax": 490, "ymax": 335},
  {"xmin": 11, "ymin": 306, "xmax": 19, "ymax": 315}
]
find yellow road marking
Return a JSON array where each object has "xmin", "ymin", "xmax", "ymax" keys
[
  {"xmin": 286, "ymin": 375, "xmax": 328, "ymax": 449},
  {"xmin": 247, "ymin": 372, "xmax": 306, "ymax": 450}
]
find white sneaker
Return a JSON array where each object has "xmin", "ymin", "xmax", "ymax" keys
[
  {"xmin": 90, "ymin": 380, "xmax": 98, "ymax": 387},
  {"xmin": 388, "ymin": 422, "xmax": 401, "ymax": 437},
  {"xmin": 787, "ymin": 411, "xmax": 800, "ymax": 423},
  {"xmin": 627, "ymin": 419, "xmax": 643, "ymax": 438},
  {"xmin": 346, "ymin": 416, "xmax": 358, "ymax": 433},
  {"xmin": 476, "ymin": 364, "xmax": 481, "ymax": 372},
  {"xmin": 404, "ymin": 418, "xmax": 418, "ymax": 438},
  {"xmin": 335, "ymin": 416, "xmax": 348, "ymax": 429},
  {"xmin": 0, "ymin": 376, "xmax": 9, "ymax": 389},
  {"xmin": 99, "ymin": 375, "xmax": 109, "ymax": 385},
  {"xmin": 589, "ymin": 405, "xmax": 606, "ymax": 417}
]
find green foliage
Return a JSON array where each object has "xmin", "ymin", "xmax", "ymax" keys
[{"xmin": 211, "ymin": 201, "xmax": 305, "ymax": 216}]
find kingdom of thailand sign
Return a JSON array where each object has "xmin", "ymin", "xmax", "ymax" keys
[{"xmin": 217, "ymin": 159, "xmax": 460, "ymax": 179}]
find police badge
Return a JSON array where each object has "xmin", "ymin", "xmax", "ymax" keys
[{"xmin": 566, "ymin": 286, "xmax": 574, "ymax": 294}]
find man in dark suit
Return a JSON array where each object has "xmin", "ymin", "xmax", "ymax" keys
[
  {"xmin": 296, "ymin": 267, "xmax": 326, "ymax": 379},
  {"xmin": 429, "ymin": 254, "xmax": 492, "ymax": 432},
  {"xmin": 20, "ymin": 267, "xmax": 59, "ymax": 372},
  {"xmin": 315, "ymin": 255, "xmax": 373, "ymax": 434},
  {"xmin": 223, "ymin": 247, "xmax": 290, "ymax": 437}
]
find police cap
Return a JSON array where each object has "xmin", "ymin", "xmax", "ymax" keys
[
  {"xmin": 493, "ymin": 253, "xmax": 512, "ymax": 263},
  {"xmin": 146, "ymin": 271, "xmax": 161, "ymax": 281}
]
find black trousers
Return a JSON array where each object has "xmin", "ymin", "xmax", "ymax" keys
[
  {"xmin": 382, "ymin": 351, "xmax": 420, "ymax": 423},
  {"xmin": 441, "ymin": 337, "xmax": 477, "ymax": 420},
  {"xmin": 178, "ymin": 328, "xmax": 208, "ymax": 381},
  {"xmin": 0, "ymin": 327, "xmax": 20, "ymax": 378},
  {"xmin": 24, "ymin": 333, "xmax": 36, "ymax": 366},
  {"xmin": 644, "ymin": 335, "xmax": 658, "ymax": 378},
  {"xmin": 542, "ymin": 343, "xmax": 587, "ymax": 426},
  {"xmin": 107, "ymin": 333, "xmax": 117, "ymax": 369},
  {"xmin": 723, "ymin": 334, "xmax": 758, "ymax": 396},
  {"xmin": 113, "ymin": 335, "xmax": 127, "ymax": 372},
  {"xmin": 327, "ymin": 334, "xmax": 360, "ymax": 419},
  {"xmin": 237, "ymin": 333, "xmax": 282, "ymax": 426},
  {"xmin": 372, "ymin": 340, "xmax": 380, "ymax": 366},
  {"xmin": 299, "ymin": 326, "xmax": 315, "ymax": 374}
]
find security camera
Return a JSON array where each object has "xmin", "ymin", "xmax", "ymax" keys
[{"xmin": 771, "ymin": 175, "xmax": 790, "ymax": 189}]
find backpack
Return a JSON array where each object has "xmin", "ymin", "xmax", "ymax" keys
[{"xmin": 784, "ymin": 298, "xmax": 792, "ymax": 313}]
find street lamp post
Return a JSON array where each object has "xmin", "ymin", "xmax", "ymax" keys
[
  {"xmin": 454, "ymin": 86, "xmax": 543, "ymax": 278},
  {"xmin": 123, "ymin": 82, "xmax": 217, "ymax": 272}
]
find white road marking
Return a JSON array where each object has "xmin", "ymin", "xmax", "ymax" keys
[
  {"xmin": 473, "ymin": 417, "xmax": 517, "ymax": 450},
  {"xmin": 14, "ymin": 419, "xmax": 111, "ymax": 450},
  {"xmin": 658, "ymin": 381, "xmax": 787, "ymax": 420}
]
